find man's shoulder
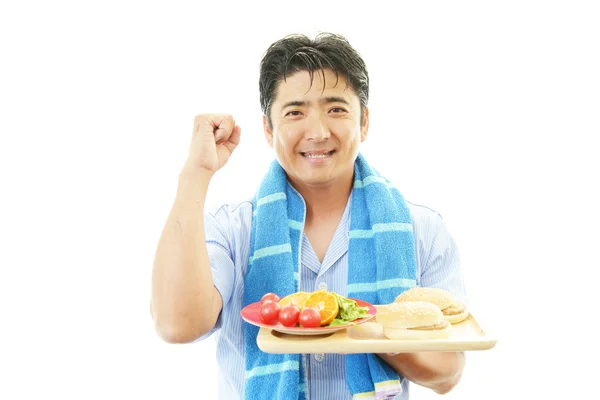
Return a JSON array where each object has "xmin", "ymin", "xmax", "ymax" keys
[
  {"xmin": 207, "ymin": 197, "xmax": 253, "ymax": 216},
  {"xmin": 205, "ymin": 197, "xmax": 254, "ymax": 228},
  {"xmin": 406, "ymin": 200, "xmax": 444, "ymax": 225}
]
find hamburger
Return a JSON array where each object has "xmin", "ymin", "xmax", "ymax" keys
[
  {"xmin": 394, "ymin": 287, "xmax": 469, "ymax": 324},
  {"xmin": 377, "ymin": 301, "xmax": 452, "ymax": 340}
]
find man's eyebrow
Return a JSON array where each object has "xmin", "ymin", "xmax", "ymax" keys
[
  {"xmin": 319, "ymin": 96, "xmax": 350, "ymax": 105},
  {"xmin": 280, "ymin": 97, "xmax": 350, "ymax": 110},
  {"xmin": 281, "ymin": 100, "xmax": 306, "ymax": 109}
]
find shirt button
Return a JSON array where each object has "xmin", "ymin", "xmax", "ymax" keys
[
  {"xmin": 318, "ymin": 282, "xmax": 327, "ymax": 291},
  {"xmin": 314, "ymin": 353, "xmax": 325, "ymax": 362}
]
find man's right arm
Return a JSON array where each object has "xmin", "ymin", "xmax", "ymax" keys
[
  {"xmin": 150, "ymin": 114, "xmax": 241, "ymax": 344},
  {"xmin": 151, "ymin": 168, "xmax": 222, "ymax": 344}
]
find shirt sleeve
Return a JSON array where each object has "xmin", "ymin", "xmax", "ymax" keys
[
  {"xmin": 419, "ymin": 211, "xmax": 469, "ymax": 306},
  {"xmin": 195, "ymin": 206, "xmax": 236, "ymax": 341}
]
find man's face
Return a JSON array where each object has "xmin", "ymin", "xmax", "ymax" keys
[{"xmin": 263, "ymin": 69, "xmax": 369, "ymax": 189}]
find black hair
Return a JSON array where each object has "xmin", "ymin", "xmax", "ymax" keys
[{"xmin": 259, "ymin": 33, "xmax": 369, "ymax": 127}]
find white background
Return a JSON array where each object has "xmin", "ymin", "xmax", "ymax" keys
[{"xmin": 1, "ymin": 1, "xmax": 599, "ymax": 399}]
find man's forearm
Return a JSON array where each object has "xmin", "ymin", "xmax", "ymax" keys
[
  {"xmin": 378, "ymin": 352, "xmax": 465, "ymax": 394},
  {"xmin": 151, "ymin": 167, "xmax": 218, "ymax": 342}
]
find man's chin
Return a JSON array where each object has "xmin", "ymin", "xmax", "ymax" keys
[
  {"xmin": 300, "ymin": 172, "xmax": 342, "ymax": 187},
  {"xmin": 287, "ymin": 171, "xmax": 335, "ymax": 187}
]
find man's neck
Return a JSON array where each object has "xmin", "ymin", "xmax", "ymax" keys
[{"xmin": 290, "ymin": 174, "xmax": 353, "ymax": 224}]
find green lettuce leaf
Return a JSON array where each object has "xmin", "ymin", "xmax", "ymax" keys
[{"xmin": 327, "ymin": 294, "xmax": 369, "ymax": 326}]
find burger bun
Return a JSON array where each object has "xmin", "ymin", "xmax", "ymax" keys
[
  {"xmin": 377, "ymin": 301, "xmax": 452, "ymax": 340},
  {"xmin": 395, "ymin": 287, "xmax": 469, "ymax": 324}
]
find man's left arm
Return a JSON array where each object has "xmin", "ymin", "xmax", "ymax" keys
[
  {"xmin": 378, "ymin": 352, "xmax": 465, "ymax": 394},
  {"xmin": 379, "ymin": 208, "xmax": 468, "ymax": 393}
]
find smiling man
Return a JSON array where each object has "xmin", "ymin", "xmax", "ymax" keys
[
  {"xmin": 264, "ymin": 68, "xmax": 367, "ymax": 263},
  {"xmin": 151, "ymin": 33, "xmax": 467, "ymax": 400}
]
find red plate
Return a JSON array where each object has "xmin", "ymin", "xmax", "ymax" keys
[{"xmin": 240, "ymin": 298, "xmax": 377, "ymax": 335}]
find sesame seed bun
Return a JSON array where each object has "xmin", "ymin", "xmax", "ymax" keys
[{"xmin": 394, "ymin": 287, "xmax": 469, "ymax": 324}]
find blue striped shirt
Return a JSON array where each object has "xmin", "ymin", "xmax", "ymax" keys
[{"xmin": 197, "ymin": 196, "xmax": 467, "ymax": 399}]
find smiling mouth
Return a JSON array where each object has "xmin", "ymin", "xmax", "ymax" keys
[{"xmin": 300, "ymin": 150, "xmax": 335, "ymax": 159}]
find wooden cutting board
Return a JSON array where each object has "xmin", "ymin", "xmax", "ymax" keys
[{"xmin": 256, "ymin": 307, "xmax": 498, "ymax": 354}]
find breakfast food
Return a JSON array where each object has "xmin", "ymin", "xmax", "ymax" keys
[
  {"xmin": 278, "ymin": 291, "xmax": 309, "ymax": 308},
  {"xmin": 394, "ymin": 287, "xmax": 469, "ymax": 324},
  {"xmin": 377, "ymin": 301, "xmax": 452, "ymax": 339},
  {"xmin": 303, "ymin": 290, "xmax": 340, "ymax": 326},
  {"xmin": 257, "ymin": 290, "xmax": 369, "ymax": 327}
]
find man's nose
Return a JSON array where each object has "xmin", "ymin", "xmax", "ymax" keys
[{"xmin": 304, "ymin": 114, "xmax": 330, "ymax": 142}]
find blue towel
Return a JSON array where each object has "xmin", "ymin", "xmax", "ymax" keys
[{"xmin": 243, "ymin": 152, "xmax": 417, "ymax": 400}]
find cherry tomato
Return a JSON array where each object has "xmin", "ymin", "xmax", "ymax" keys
[
  {"xmin": 260, "ymin": 301, "xmax": 281, "ymax": 325},
  {"xmin": 279, "ymin": 304, "xmax": 300, "ymax": 327},
  {"xmin": 260, "ymin": 293, "xmax": 280, "ymax": 306},
  {"xmin": 299, "ymin": 306, "xmax": 321, "ymax": 328}
]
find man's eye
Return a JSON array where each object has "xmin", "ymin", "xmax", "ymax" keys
[
  {"xmin": 285, "ymin": 111, "xmax": 302, "ymax": 117},
  {"xmin": 330, "ymin": 107, "xmax": 346, "ymax": 113}
]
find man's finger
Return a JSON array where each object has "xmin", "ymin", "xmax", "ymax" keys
[
  {"xmin": 210, "ymin": 115, "xmax": 235, "ymax": 142},
  {"xmin": 222, "ymin": 125, "xmax": 242, "ymax": 150}
]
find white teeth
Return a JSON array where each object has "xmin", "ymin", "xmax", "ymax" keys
[{"xmin": 304, "ymin": 153, "xmax": 330, "ymax": 158}]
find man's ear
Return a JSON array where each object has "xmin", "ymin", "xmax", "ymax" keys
[
  {"xmin": 360, "ymin": 107, "xmax": 370, "ymax": 142},
  {"xmin": 263, "ymin": 115, "xmax": 274, "ymax": 148}
]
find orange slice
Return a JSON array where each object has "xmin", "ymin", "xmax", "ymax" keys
[
  {"xmin": 303, "ymin": 290, "xmax": 340, "ymax": 326},
  {"xmin": 278, "ymin": 291, "xmax": 310, "ymax": 309}
]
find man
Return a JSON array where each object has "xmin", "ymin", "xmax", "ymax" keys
[{"xmin": 151, "ymin": 33, "xmax": 467, "ymax": 399}]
